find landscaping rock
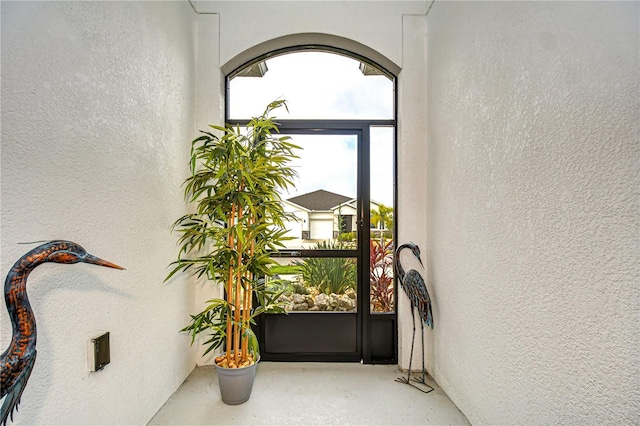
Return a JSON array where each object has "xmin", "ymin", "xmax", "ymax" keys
[
  {"xmin": 292, "ymin": 294, "xmax": 306, "ymax": 304},
  {"xmin": 277, "ymin": 294, "xmax": 290, "ymax": 304},
  {"xmin": 285, "ymin": 291, "xmax": 358, "ymax": 312},
  {"xmin": 315, "ymin": 293, "xmax": 330, "ymax": 310},
  {"xmin": 304, "ymin": 295, "xmax": 315, "ymax": 308},
  {"xmin": 330, "ymin": 293, "xmax": 341, "ymax": 307},
  {"xmin": 292, "ymin": 302, "xmax": 308, "ymax": 311},
  {"xmin": 338, "ymin": 295, "xmax": 356, "ymax": 310}
]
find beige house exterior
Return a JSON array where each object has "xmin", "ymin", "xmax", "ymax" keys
[{"xmin": 281, "ymin": 189, "xmax": 382, "ymax": 249}]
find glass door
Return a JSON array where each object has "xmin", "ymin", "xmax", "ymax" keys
[
  {"xmin": 255, "ymin": 123, "xmax": 396, "ymax": 363},
  {"xmin": 366, "ymin": 126, "xmax": 396, "ymax": 363},
  {"xmin": 257, "ymin": 129, "xmax": 362, "ymax": 361}
]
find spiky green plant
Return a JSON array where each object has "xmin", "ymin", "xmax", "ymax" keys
[{"xmin": 295, "ymin": 241, "xmax": 357, "ymax": 295}]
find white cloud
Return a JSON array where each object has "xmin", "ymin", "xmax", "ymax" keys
[
  {"xmin": 232, "ymin": 51, "xmax": 395, "ymax": 206},
  {"xmin": 281, "ymin": 134, "xmax": 357, "ymax": 200},
  {"xmin": 229, "ymin": 51, "xmax": 393, "ymax": 120},
  {"xmin": 370, "ymin": 127, "xmax": 394, "ymax": 206}
]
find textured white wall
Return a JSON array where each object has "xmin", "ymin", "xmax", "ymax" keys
[
  {"xmin": 195, "ymin": 0, "xmax": 427, "ymax": 70},
  {"xmin": 6, "ymin": 2, "xmax": 632, "ymax": 424},
  {"xmin": 191, "ymin": 12, "xmax": 226, "ymax": 367},
  {"xmin": 397, "ymin": 14, "xmax": 430, "ymax": 374},
  {"xmin": 425, "ymin": 1, "xmax": 639, "ymax": 423},
  {"xmin": 1, "ymin": 2, "xmax": 197, "ymax": 424}
]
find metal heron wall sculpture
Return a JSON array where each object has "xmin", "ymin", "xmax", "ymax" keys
[
  {"xmin": 1, "ymin": 240, "xmax": 124, "ymax": 425},
  {"xmin": 394, "ymin": 242, "xmax": 434, "ymax": 393}
]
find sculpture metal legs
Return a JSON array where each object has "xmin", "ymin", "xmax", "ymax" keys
[{"xmin": 395, "ymin": 307, "xmax": 434, "ymax": 394}]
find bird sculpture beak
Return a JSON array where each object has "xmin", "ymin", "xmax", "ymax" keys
[
  {"xmin": 417, "ymin": 257, "xmax": 425, "ymax": 269},
  {"xmin": 84, "ymin": 254, "xmax": 126, "ymax": 270}
]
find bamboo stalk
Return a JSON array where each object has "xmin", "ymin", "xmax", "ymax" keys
[
  {"xmin": 234, "ymin": 205, "xmax": 243, "ymax": 364},
  {"xmin": 225, "ymin": 203, "xmax": 236, "ymax": 364},
  {"xmin": 241, "ymin": 277, "xmax": 249, "ymax": 360},
  {"xmin": 241, "ymin": 214, "xmax": 255, "ymax": 360}
]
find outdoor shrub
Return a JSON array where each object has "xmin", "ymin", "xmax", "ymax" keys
[
  {"xmin": 265, "ymin": 277, "xmax": 295, "ymax": 295},
  {"xmin": 338, "ymin": 231, "xmax": 356, "ymax": 243},
  {"xmin": 370, "ymin": 239, "xmax": 394, "ymax": 312},
  {"xmin": 291, "ymin": 281, "xmax": 310, "ymax": 295},
  {"xmin": 296, "ymin": 241, "xmax": 357, "ymax": 295},
  {"xmin": 270, "ymin": 264, "xmax": 302, "ymax": 275}
]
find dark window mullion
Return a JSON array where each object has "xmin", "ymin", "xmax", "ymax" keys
[
  {"xmin": 360, "ymin": 125, "xmax": 371, "ymax": 362},
  {"xmin": 227, "ymin": 119, "xmax": 394, "ymax": 131},
  {"xmin": 269, "ymin": 249, "xmax": 358, "ymax": 258}
]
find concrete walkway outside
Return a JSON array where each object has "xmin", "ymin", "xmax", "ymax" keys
[{"xmin": 149, "ymin": 363, "xmax": 469, "ymax": 425}]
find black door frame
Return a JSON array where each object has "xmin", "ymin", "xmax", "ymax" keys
[{"xmin": 225, "ymin": 120, "xmax": 396, "ymax": 363}]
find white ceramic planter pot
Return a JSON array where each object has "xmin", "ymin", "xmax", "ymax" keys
[{"xmin": 215, "ymin": 358, "xmax": 258, "ymax": 405}]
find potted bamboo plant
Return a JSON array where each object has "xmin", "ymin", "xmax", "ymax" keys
[{"xmin": 166, "ymin": 100, "xmax": 298, "ymax": 404}]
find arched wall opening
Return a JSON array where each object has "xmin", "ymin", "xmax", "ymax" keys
[
  {"xmin": 193, "ymin": 15, "xmax": 429, "ymax": 375},
  {"xmin": 221, "ymin": 33, "xmax": 401, "ymax": 79},
  {"xmin": 223, "ymin": 41, "xmax": 399, "ymax": 364}
]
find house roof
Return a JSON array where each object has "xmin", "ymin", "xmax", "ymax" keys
[{"xmin": 287, "ymin": 189, "xmax": 353, "ymax": 211}]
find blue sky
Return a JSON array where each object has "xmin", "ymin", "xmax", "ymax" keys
[{"xmin": 230, "ymin": 51, "xmax": 394, "ymax": 206}]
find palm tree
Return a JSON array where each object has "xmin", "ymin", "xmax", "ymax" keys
[{"xmin": 370, "ymin": 204, "xmax": 393, "ymax": 242}]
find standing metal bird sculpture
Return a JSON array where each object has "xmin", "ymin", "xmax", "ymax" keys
[
  {"xmin": 394, "ymin": 242, "xmax": 434, "ymax": 393},
  {"xmin": 1, "ymin": 240, "xmax": 124, "ymax": 425}
]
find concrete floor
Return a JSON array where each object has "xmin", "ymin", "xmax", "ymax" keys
[{"xmin": 148, "ymin": 363, "xmax": 469, "ymax": 425}]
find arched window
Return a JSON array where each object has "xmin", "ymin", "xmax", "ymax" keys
[
  {"xmin": 228, "ymin": 50, "xmax": 394, "ymax": 120},
  {"xmin": 227, "ymin": 49, "xmax": 397, "ymax": 363}
]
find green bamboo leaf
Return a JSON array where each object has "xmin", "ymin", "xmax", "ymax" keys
[{"xmin": 168, "ymin": 99, "xmax": 298, "ymax": 357}]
